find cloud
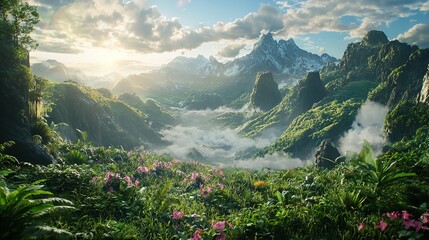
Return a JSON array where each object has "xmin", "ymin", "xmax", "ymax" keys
[
  {"xmin": 338, "ymin": 101, "xmax": 389, "ymax": 155},
  {"xmin": 231, "ymin": 152, "xmax": 304, "ymax": 170},
  {"xmin": 277, "ymin": 0, "xmax": 427, "ymax": 39},
  {"xmin": 397, "ymin": 23, "xmax": 429, "ymax": 48},
  {"xmin": 217, "ymin": 43, "xmax": 246, "ymax": 58},
  {"xmin": 154, "ymin": 108, "xmax": 291, "ymax": 169},
  {"xmin": 31, "ymin": 0, "xmax": 428, "ymax": 55},
  {"xmin": 177, "ymin": 0, "xmax": 191, "ymax": 7}
]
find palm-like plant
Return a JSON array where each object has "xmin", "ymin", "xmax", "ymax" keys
[
  {"xmin": 0, "ymin": 179, "xmax": 75, "ymax": 239},
  {"xmin": 351, "ymin": 141, "xmax": 416, "ymax": 193}
]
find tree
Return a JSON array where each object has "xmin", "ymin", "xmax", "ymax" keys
[{"xmin": 0, "ymin": 0, "xmax": 39, "ymax": 49}]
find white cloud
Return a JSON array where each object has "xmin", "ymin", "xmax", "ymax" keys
[
  {"xmin": 154, "ymin": 108, "xmax": 287, "ymax": 169},
  {"xmin": 217, "ymin": 43, "xmax": 246, "ymax": 58},
  {"xmin": 338, "ymin": 101, "xmax": 389, "ymax": 155},
  {"xmin": 231, "ymin": 152, "xmax": 304, "ymax": 170},
  {"xmin": 177, "ymin": 0, "xmax": 191, "ymax": 7},
  {"xmin": 31, "ymin": 0, "xmax": 428, "ymax": 55},
  {"xmin": 397, "ymin": 23, "xmax": 429, "ymax": 48}
]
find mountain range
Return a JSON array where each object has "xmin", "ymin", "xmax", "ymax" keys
[{"xmin": 112, "ymin": 33, "xmax": 337, "ymax": 104}]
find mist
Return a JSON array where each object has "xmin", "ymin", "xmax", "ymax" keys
[
  {"xmin": 338, "ymin": 101, "xmax": 389, "ymax": 155},
  {"xmin": 155, "ymin": 108, "xmax": 302, "ymax": 169}
]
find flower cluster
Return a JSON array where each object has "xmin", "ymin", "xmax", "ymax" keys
[
  {"xmin": 92, "ymin": 171, "xmax": 139, "ymax": 192},
  {"xmin": 359, "ymin": 210, "xmax": 429, "ymax": 233}
]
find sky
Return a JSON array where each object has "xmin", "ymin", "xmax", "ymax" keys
[{"xmin": 26, "ymin": 0, "xmax": 429, "ymax": 76}]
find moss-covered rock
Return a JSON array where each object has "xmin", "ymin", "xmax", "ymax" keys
[{"xmin": 250, "ymin": 72, "xmax": 282, "ymax": 111}]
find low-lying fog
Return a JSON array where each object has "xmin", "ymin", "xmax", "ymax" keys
[{"xmin": 154, "ymin": 101, "xmax": 388, "ymax": 170}]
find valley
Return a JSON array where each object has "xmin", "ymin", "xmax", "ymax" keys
[{"xmin": 1, "ymin": 1, "xmax": 429, "ymax": 239}]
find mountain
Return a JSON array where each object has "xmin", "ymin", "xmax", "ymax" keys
[
  {"xmin": 46, "ymin": 82, "xmax": 168, "ymax": 150},
  {"xmin": 31, "ymin": 60, "xmax": 123, "ymax": 89},
  {"xmin": 31, "ymin": 59, "xmax": 88, "ymax": 84},
  {"xmin": 260, "ymin": 30, "xmax": 428, "ymax": 158},
  {"xmin": 112, "ymin": 33, "xmax": 336, "ymax": 104}
]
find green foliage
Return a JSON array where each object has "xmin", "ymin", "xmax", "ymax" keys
[
  {"xmin": 64, "ymin": 149, "xmax": 87, "ymax": 165},
  {"xmin": 0, "ymin": 179, "xmax": 74, "ymax": 239},
  {"xmin": 384, "ymin": 101, "xmax": 429, "ymax": 142},
  {"xmin": 31, "ymin": 121, "xmax": 53, "ymax": 144},
  {"xmin": 0, "ymin": 0, "xmax": 40, "ymax": 49},
  {"xmin": 267, "ymin": 100, "xmax": 361, "ymax": 157},
  {"xmin": 349, "ymin": 142, "xmax": 416, "ymax": 193}
]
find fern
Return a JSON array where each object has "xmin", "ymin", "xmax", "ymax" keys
[{"xmin": 0, "ymin": 180, "xmax": 75, "ymax": 239}]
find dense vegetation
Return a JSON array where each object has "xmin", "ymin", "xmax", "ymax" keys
[
  {"xmin": 1, "ymin": 2, "xmax": 429, "ymax": 239},
  {"xmin": 2, "ymin": 132, "xmax": 429, "ymax": 239}
]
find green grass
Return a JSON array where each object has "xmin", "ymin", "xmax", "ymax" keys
[{"xmin": 2, "ymin": 133, "xmax": 429, "ymax": 239}]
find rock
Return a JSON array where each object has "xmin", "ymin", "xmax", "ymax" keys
[
  {"xmin": 315, "ymin": 139, "xmax": 344, "ymax": 170},
  {"xmin": 250, "ymin": 72, "xmax": 282, "ymax": 111},
  {"xmin": 361, "ymin": 30, "xmax": 389, "ymax": 46},
  {"xmin": 295, "ymin": 71, "xmax": 326, "ymax": 112},
  {"xmin": 419, "ymin": 65, "xmax": 429, "ymax": 104}
]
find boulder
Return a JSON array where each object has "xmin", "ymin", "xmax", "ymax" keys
[
  {"xmin": 250, "ymin": 72, "xmax": 282, "ymax": 111},
  {"xmin": 315, "ymin": 139, "xmax": 344, "ymax": 170}
]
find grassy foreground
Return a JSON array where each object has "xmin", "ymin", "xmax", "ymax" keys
[{"xmin": 1, "ymin": 129, "xmax": 429, "ymax": 239}]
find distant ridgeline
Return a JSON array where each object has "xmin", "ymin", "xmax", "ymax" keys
[
  {"xmin": 112, "ymin": 33, "xmax": 336, "ymax": 105},
  {"xmin": 243, "ymin": 30, "xmax": 429, "ymax": 159}
]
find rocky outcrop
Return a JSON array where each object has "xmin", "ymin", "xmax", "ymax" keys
[
  {"xmin": 419, "ymin": 65, "xmax": 429, "ymax": 104},
  {"xmin": 361, "ymin": 30, "xmax": 389, "ymax": 46},
  {"xmin": 315, "ymin": 139, "xmax": 345, "ymax": 170},
  {"xmin": 294, "ymin": 71, "xmax": 326, "ymax": 113},
  {"xmin": 250, "ymin": 72, "xmax": 282, "ymax": 111}
]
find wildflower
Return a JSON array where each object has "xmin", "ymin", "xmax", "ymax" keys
[
  {"xmin": 376, "ymin": 220, "xmax": 387, "ymax": 231},
  {"xmin": 402, "ymin": 211, "xmax": 413, "ymax": 220},
  {"xmin": 173, "ymin": 211, "xmax": 184, "ymax": 220},
  {"xmin": 385, "ymin": 211, "xmax": 400, "ymax": 220},
  {"xmin": 253, "ymin": 181, "xmax": 267, "ymax": 188},
  {"xmin": 133, "ymin": 180, "xmax": 139, "ymax": 187},
  {"xmin": 212, "ymin": 221, "xmax": 226, "ymax": 231},
  {"xmin": 105, "ymin": 172, "xmax": 113, "ymax": 183},
  {"xmin": 358, "ymin": 222, "xmax": 365, "ymax": 231},
  {"xmin": 192, "ymin": 229, "xmax": 203, "ymax": 240},
  {"xmin": 200, "ymin": 186, "xmax": 212, "ymax": 198},
  {"xmin": 421, "ymin": 212, "xmax": 429, "ymax": 224},
  {"xmin": 217, "ymin": 183, "xmax": 224, "ymax": 189},
  {"xmin": 137, "ymin": 166, "xmax": 150, "ymax": 174},
  {"xmin": 403, "ymin": 220, "xmax": 423, "ymax": 232},
  {"xmin": 91, "ymin": 176, "xmax": 99, "ymax": 185},
  {"xmin": 173, "ymin": 159, "xmax": 181, "ymax": 163},
  {"xmin": 124, "ymin": 175, "xmax": 132, "ymax": 186}
]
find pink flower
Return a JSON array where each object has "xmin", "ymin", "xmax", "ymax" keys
[
  {"xmin": 414, "ymin": 221, "xmax": 423, "ymax": 232},
  {"xmin": 124, "ymin": 175, "xmax": 132, "ymax": 185},
  {"xmin": 404, "ymin": 220, "xmax": 423, "ymax": 232},
  {"xmin": 376, "ymin": 220, "xmax": 387, "ymax": 231},
  {"xmin": 137, "ymin": 166, "xmax": 150, "ymax": 174},
  {"xmin": 133, "ymin": 180, "xmax": 139, "ymax": 187},
  {"xmin": 212, "ymin": 221, "xmax": 226, "ymax": 231},
  {"xmin": 386, "ymin": 211, "xmax": 400, "ymax": 220},
  {"xmin": 192, "ymin": 229, "xmax": 203, "ymax": 240},
  {"xmin": 402, "ymin": 211, "xmax": 413, "ymax": 220},
  {"xmin": 421, "ymin": 212, "xmax": 429, "ymax": 224},
  {"xmin": 200, "ymin": 186, "xmax": 212, "ymax": 198},
  {"xmin": 172, "ymin": 211, "xmax": 184, "ymax": 220},
  {"xmin": 105, "ymin": 172, "xmax": 113, "ymax": 183},
  {"xmin": 217, "ymin": 184, "xmax": 224, "ymax": 189},
  {"xmin": 358, "ymin": 222, "xmax": 365, "ymax": 231},
  {"xmin": 91, "ymin": 176, "xmax": 99, "ymax": 185}
]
